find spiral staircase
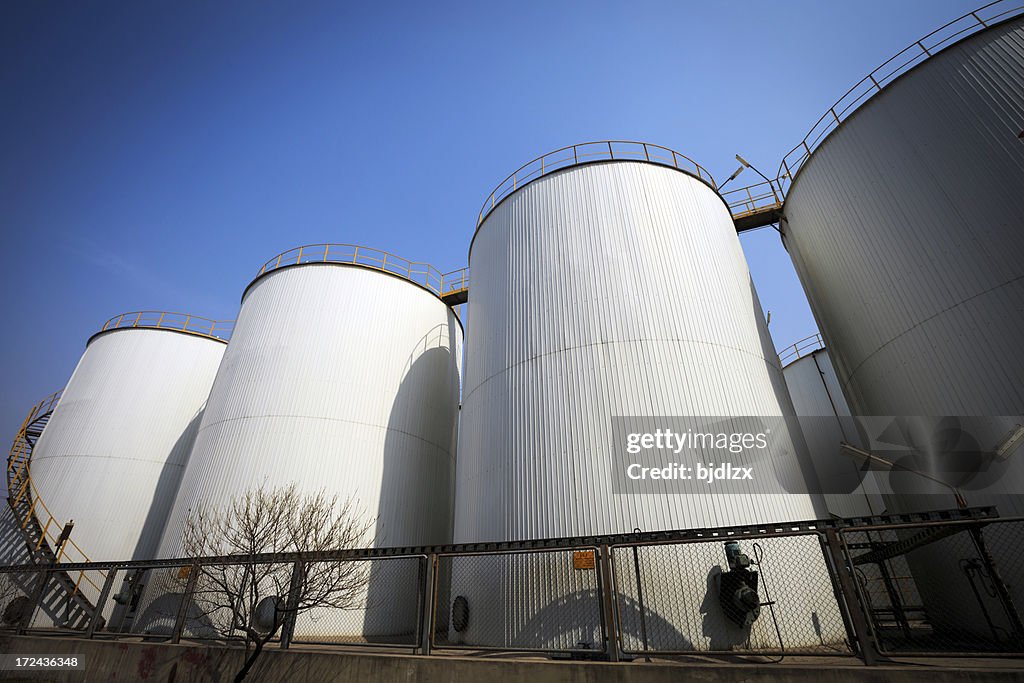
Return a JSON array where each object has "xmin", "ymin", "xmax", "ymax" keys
[{"xmin": 5, "ymin": 390, "xmax": 101, "ymax": 629}]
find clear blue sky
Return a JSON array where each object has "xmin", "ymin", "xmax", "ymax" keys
[{"xmin": 0, "ymin": 0, "xmax": 980, "ymax": 444}]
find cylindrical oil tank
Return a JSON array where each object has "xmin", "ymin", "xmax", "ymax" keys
[
  {"xmin": 780, "ymin": 14, "xmax": 1024, "ymax": 644},
  {"xmin": 145, "ymin": 245, "xmax": 463, "ymax": 640},
  {"xmin": 781, "ymin": 340, "xmax": 884, "ymax": 518},
  {"xmin": 29, "ymin": 313, "xmax": 228, "ymax": 566},
  {"xmin": 781, "ymin": 16, "xmax": 1024, "ymax": 515},
  {"xmin": 452, "ymin": 143, "xmax": 835, "ymax": 652}
]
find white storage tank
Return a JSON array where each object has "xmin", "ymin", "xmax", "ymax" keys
[
  {"xmin": 457, "ymin": 143, "xmax": 825, "ymax": 542},
  {"xmin": 28, "ymin": 312, "xmax": 228, "ymax": 565},
  {"xmin": 780, "ymin": 338, "xmax": 884, "ymax": 518},
  {"xmin": 149, "ymin": 245, "xmax": 463, "ymax": 639},
  {"xmin": 780, "ymin": 14, "xmax": 1024, "ymax": 517},
  {"xmin": 451, "ymin": 142, "xmax": 835, "ymax": 652},
  {"xmin": 779, "ymin": 10, "xmax": 1024, "ymax": 645}
]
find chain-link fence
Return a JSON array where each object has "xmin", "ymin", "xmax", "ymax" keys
[
  {"xmin": 1, "ymin": 511, "xmax": 1021, "ymax": 663},
  {"xmin": 290, "ymin": 556, "xmax": 425, "ymax": 647},
  {"xmin": 0, "ymin": 567, "xmax": 43, "ymax": 633},
  {"xmin": 610, "ymin": 532, "xmax": 851, "ymax": 655},
  {"xmin": 840, "ymin": 519, "xmax": 1024, "ymax": 655},
  {"xmin": 431, "ymin": 547, "xmax": 606, "ymax": 654}
]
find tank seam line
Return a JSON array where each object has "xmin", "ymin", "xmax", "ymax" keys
[
  {"xmin": 194, "ymin": 414, "xmax": 454, "ymax": 455},
  {"xmin": 462, "ymin": 337, "xmax": 782, "ymax": 406},
  {"xmin": 841, "ymin": 273, "xmax": 1024, "ymax": 391}
]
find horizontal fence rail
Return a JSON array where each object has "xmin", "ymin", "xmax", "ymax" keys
[
  {"xmin": 98, "ymin": 311, "xmax": 234, "ymax": 343},
  {"xmin": 777, "ymin": 0, "xmax": 1024, "ymax": 193},
  {"xmin": 2, "ymin": 508, "xmax": 1019, "ymax": 663},
  {"xmin": 253, "ymin": 244, "xmax": 468, "ymax": 305}
]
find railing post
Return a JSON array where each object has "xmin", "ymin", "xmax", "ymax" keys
[
  {"xmin": 596, "ymin": 544, "xmax": 621, "ymax": 662},
  {"xmin": 643, "ymin": 143, "xmax": 650, "ymax": 161},
  {"xmin": 86, "ymin": 569, "xmax": 118, "ymax": 638},
  {"xmin": 607, "ymin": 141, "xmax": 614, "ymax": 160},
  {"xmin": 822, "ymin": 529, "xmax": 882, "ymax": 665},
  {"xmin": 573, "ymin": 145, "xmax": 579, "ymax": 165},
  {"xmin": 171, "ymin": 564, "xmax": 199, "ymax": 644},
  {"xmin": 418, "ymin": 553, "xmax": 438, "ymax": 656},
  {"xmin": 36, "ymin": 518, "xmax": 52, "ymax": 550},
  {"xmin": 323, "ymin": 244, "xmax": 330, "ymax": 262},
  {"xmin": 296, "ymin": 246, "xmax": 303, "ymax": 264}
]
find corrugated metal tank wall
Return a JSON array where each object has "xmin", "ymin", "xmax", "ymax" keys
[
  {"xmin": 148, "ymin": 261, "xmax": 462, "ymax": 637},
  {"xmin": 782, "ymin": 348, "xmax": 884, "ymax": 518},
  {"xmin": 781, "ymin": 17, "xmax": 1024, "ymax": 517},
  {"xmin": 29, "ymin": 328, "xmax": 226, "ymax": 563},
  {"xmin": 451, "ymin": 156, "xmax": 836, "ymax": 650},
  {"xmin": 781, "ymin": 18, "xmax": 1024, "ymax": 641},
  {"xmin": 456, "ymin": 160, "xmax": 825, "ymax": 543}
]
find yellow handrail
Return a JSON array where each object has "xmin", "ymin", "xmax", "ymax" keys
[
  {"xmin": 441, "ymin": 267, "xmax": 469, "ymax": 296},
  {"xmin": 720, "ymin": 179, "xmax": 783, "ymax": 221},
  {"xmin": 779, "ymin": 333, "xmax": 825, "ymax": 367},
  {"xmin": 476, "ymin": 141, "xmax": 716, "ymax": 228},
  {"xmin": 98, "ymin": 310, "xmax": 233, "ymax": 342},
  {"xmin": 6, "ymin": 391, "xmax": 106, "ymax": 596},
  {"xmin": 777, "ymin": 0, "xmax": 1024, "ymax": 192},
  {"xmin": 255, "ymin": 243, "xmax": 470, "ymax": 302}
]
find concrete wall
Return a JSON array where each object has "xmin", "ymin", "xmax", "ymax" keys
[{"xmin": 1, "ymin": 634, "xmax": 1021, "ymax": 683}]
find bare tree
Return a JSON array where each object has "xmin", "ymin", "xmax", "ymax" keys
[{"xmin": 180, "ymin": 483, "xmax": 373, "ymax": 682}]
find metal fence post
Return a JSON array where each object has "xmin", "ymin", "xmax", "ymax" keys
[
  {"xmin": 418, "ymin": 553, "xmax": 437, "ymax": 656},
  {"xmin": 19, "ymin": 569, "xmax": 50, "ymax": 635},
  {"xmin": 596, "ymin": 544, "xmax": 621, "ymax": 662},
  {"xmin": 823, "ymin": 529, "xmax": 882, "ymax": 665},
  {"xmin": 630, "ymin": 531, "xmax": 650, "ymax": 658},
  {"xmin": 967, "ymin": 526, "xmax": 1024, "ymax": 642},
  {"xmin": 171, "ymin": 564, "xmax": 199, "ymax": 644},
  {"xmin": 279, "ymin": 561, "xmax": 304, "ymax": 650},
  {"xmin": 85, "ymin": 570, "xmax": 118, "ymax": 638}
]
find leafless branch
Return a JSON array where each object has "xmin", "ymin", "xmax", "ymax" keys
[{"xmin": 176, "ymin": 483, "xmax": 373, "ymax": 682}]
